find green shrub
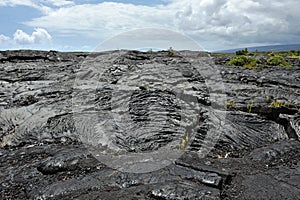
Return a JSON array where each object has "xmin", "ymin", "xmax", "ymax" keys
[
  {"xmin": 290, "ymin": 50, "xmax": 296, "ymax": 55},
  {"xmin": 227, "ymin": 55, "xmax": 258, "ymax": 68},
  {"xmin": 269, "ymin": 98, "xmax": 287, "ymax": 108},
  {"xmin": 167, "ymin": 47, "xmax": 175, "ymax": 56},
  {"xmin": 287, "ymin": 50, "xmax": 300, "ymax": 57},
  {"xmin": 268, "ymin": 52, "xmax": 275, "ymax": 56},
  {"xmin": 236, "ymin": 48, "xmax": 248, "ymax": 55},
  {"xmin": 224, "ymin": 100, "xmax": 236, "ymax": 109},
  {"xmin": 247, "ymin": 100, "xmax": 255, "ymax": 113},
  {"xmin": 266, "ymin": 56, "xmax": 291, "ymax": 67}
]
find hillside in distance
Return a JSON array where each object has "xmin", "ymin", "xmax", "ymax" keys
[{"xmin": 216, "ymin": 44, "xmax": 300, "ymax": 53}]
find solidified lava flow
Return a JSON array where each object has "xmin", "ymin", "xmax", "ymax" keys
[{"xmin": 0, "ymin": 50, "xmax": 299, "ymax": 199}]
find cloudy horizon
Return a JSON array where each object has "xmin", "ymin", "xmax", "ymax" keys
[{"xmin": 0, "ymin": 0, "xmax": 299, "ymax": 51}]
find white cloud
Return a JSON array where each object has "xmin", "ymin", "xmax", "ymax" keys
[
  {"xmin": 0, "ymin": 0, "xmax": 74, "ymax": 14},
  {"xmin": 13, "ymin": 28, "xmax": 52, "ymax": 45},
  {"xmin": 23, "ymin": 0, "xmax": 300, "ymax": 50},
  {"xmin": 25, "ymin": 2, "xmax": 173, "ymax": 40},
  {"xmin": 2, "ymin": 0, "xmax": 300, "ymax": 50},
  {"xmin": 0, "ymin": 0, "xmax": 74, "ymax": 7},
  {"xmin": 41, "ymin": 0, "xmax": 74, "ymax": 7},
  {"xmin": 0, "ymin": 34, "xmax": 10, "ymax": 43}
]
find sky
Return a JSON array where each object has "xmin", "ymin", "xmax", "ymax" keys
[{"xmin": 0, "ymin": 0, "xmax": 299, "ymax": 51}]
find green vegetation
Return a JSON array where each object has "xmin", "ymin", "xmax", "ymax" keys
[
  {"xmin": 236, "ymin": 48, "xmax": 255, "ymax": 56},
  {"xmin": 247, "ymin": 100, "xmax": 255, "ymax": 113},
  {"xmin": 213, "ymin": 49, "xmax": 300, "ymax": 58},
  {"xmin": 227, "ymin": 55, "xmax": 259, "ymax": 69},
  {"xmin": 277, "ymin": 50, "xmax": 300, "ymax": 58},
  {"xmin": 266, "ymin": 55, "xmax": 291, "ymax": 67},
  {"xmin": 179, "ymin": 134, "xmax": 189, "ymax": 150},
  {"xmin": 236, "ymin": 48, "xmax": 249, "ymax": 55},
  {"xmin": 167, "ymin": 47, "xmax": 175, "ymax": 56},
  {"xmin": 224, "ymin": 100, "xmax": 236, "ymax": 109},
  {"xmin": 217, "ymin": 49, "xmax": 299, "ymax": 69},
  {"xmin": 269, "ymin": 98, "xmax": 288, "ymax": 108},
  {"xmin": 250, "ymin": 50, "xmax": 300, "ymax": 57},
  {"xmin": 266, "ymin": 96, "xmax": 269, "ymax": 103},
  {"xmin": 268, "ymin": 52, "xmax": 275, "ymax": 57}
]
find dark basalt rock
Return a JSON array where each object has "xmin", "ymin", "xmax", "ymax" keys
[
  {"xmin": 0, "ymin": 50, "xmax": 299, "ymax": 199},
  {"xmin": 248, "ymin": 139, "xmax": 300, "ymax": 163}
]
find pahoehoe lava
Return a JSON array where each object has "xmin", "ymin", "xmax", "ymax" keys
[{"xmin": 0, "ymin": 50, "xmax": 299, "ymax": 199}]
